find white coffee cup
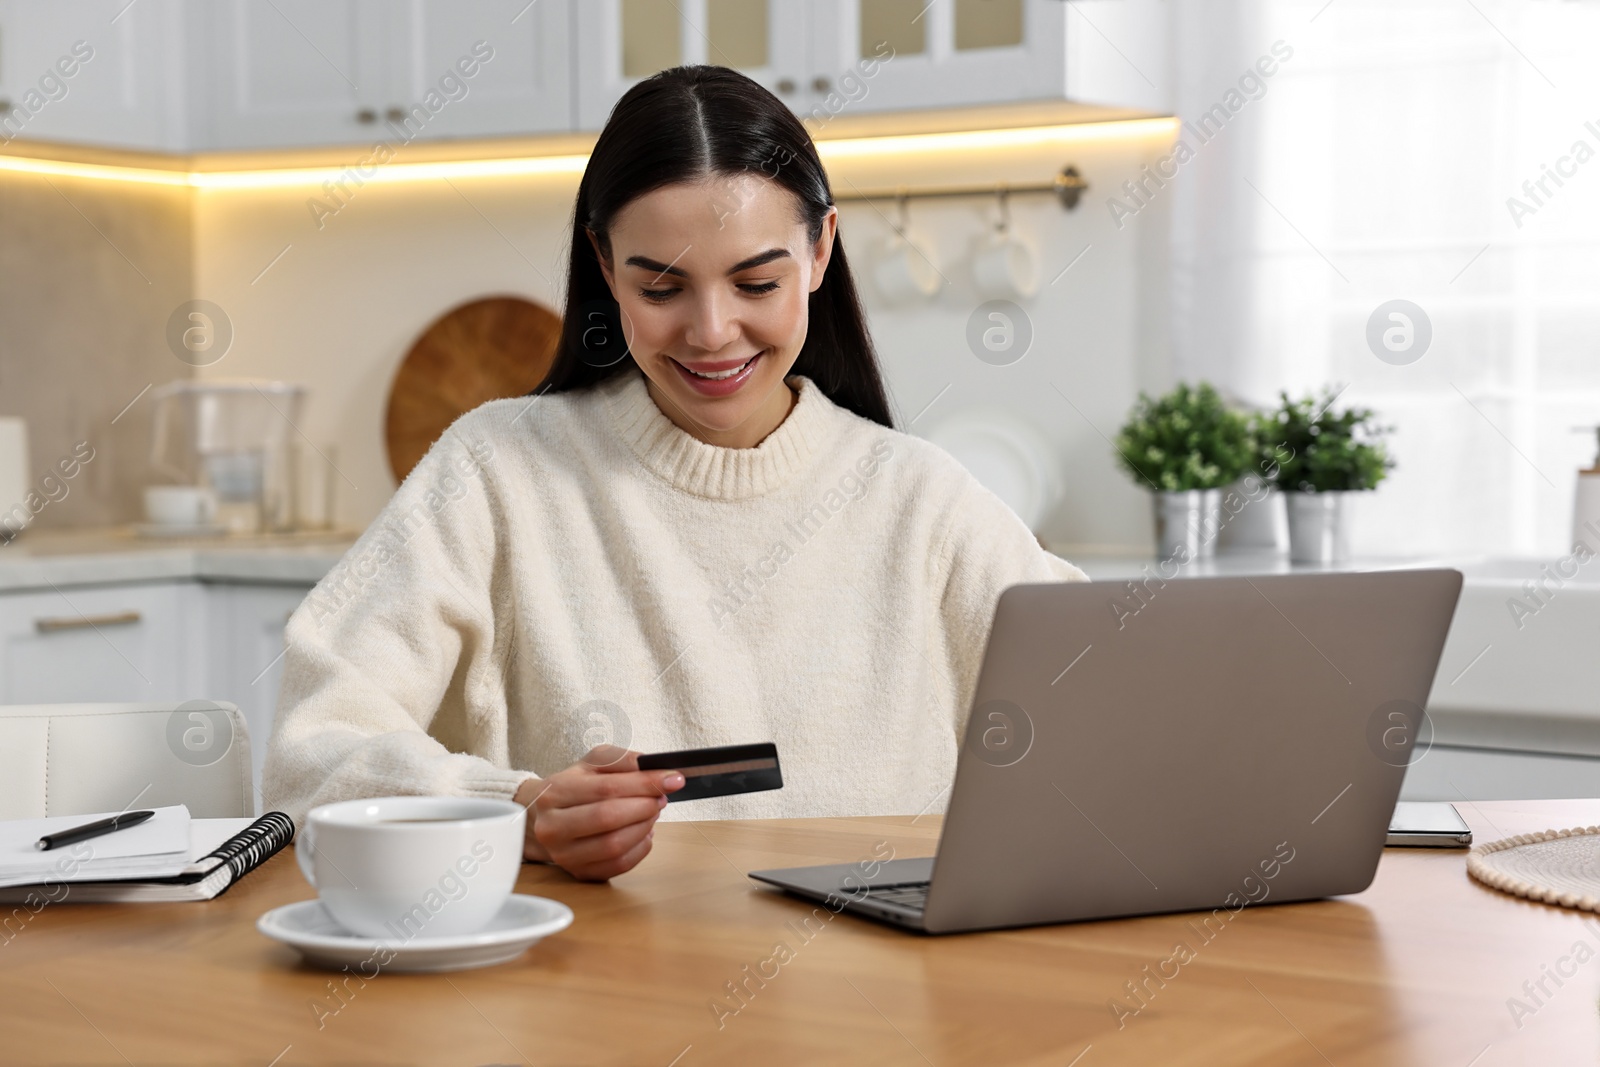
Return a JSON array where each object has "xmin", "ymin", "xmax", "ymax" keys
[
  {"xmin": 971, "ymin": 230, "xmax": 1039, "ymax": 300},
  {"xmin": 872, "ymin": 230, "xmax": 941, "ymax": 305},
  {"xmin": 144, "ymin": 485, "xmax": 217, "ymax": 527},
  {"xmin": 295, "ymin": 796, "xmax": 525, "ymax": 940}
]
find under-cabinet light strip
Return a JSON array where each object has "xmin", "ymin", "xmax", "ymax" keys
[{"xmin": 0, "ymin": 117, "xmax": 1177, "ymax": 189}]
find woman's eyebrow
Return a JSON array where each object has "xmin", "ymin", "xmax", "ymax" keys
[
  {"xmin": 625, "ymin": 254, "xmax": 688, "ymax": 278},
  {"xmin": 623, "ymin": 248, "xmax": 791, "ymax": 279},
  {"xmin": 726, "ymin": 248, "xmax": 790, "ymax": 274}
]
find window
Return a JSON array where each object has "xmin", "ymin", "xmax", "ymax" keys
[{"xmin": 1170, "ymin": 0, "xmax": 1600, "ymax": 556}]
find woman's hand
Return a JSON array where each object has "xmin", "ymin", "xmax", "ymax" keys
[{"xmin": 512, "ymin": 745, "xmax": 685, "ymax": 881}]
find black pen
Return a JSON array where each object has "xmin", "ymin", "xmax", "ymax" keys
[{"xmin": 36, "ymin": 810, "xmax": 156, "ymax": 851}]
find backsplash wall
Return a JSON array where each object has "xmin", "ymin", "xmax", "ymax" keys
[
  {"xmin": 0, "ymin": 129, "xmax": 1175, "ymax": 555},
  {"xmin": 0, "ymin": 170, "xmax": 195, "ymax": 531}
]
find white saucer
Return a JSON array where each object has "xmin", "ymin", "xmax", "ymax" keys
[{"xmin": 257, "ymin": 894, "xmax": 573, "ymax": 973}]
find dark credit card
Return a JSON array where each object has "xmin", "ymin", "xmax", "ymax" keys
[{"xmin": 637, "ymin": 742, "xmax": 783, "ymax": 802}]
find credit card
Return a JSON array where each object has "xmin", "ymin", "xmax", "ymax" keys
[{"xmin": 637, "ymin": 742, "xmax": 783, "ymax": 802}]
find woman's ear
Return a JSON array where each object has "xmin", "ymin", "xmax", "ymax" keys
[
  {"xmin": 586, "ymin": 228, "xmax": 619, "ymax": 297},
  {"xmin": 808, "ymin": 208, "xmax": 838, "ymax": 294}
]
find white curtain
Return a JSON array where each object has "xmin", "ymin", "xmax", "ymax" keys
[{"xmin": 1167, "ymin": 0, "xmax": 1600, "ymax": 557}]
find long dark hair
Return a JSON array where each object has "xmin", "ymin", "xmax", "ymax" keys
[{"xmin": 538, "ymin": 65, "xmax": 894, "ymax": 429}]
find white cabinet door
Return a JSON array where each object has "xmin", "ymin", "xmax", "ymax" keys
[
  {"xmin": 810, "ymin": 0, "xmax": 1067, "ymax": 115},
  {"xmin": 200, "ymin": 0, "xmax": 389, "ymax": 149},
  {"xmin": 0, "ymin": 582, "xmax": 198, "ymax": 705},
  {"xmin": 1063, "ymin": 0, "xmax": 1170, "ymax": 114},
  {"xmin": 389, "ymin": 0, "xmax": 572, "ymax": 139},
  {"xmin": 575, "ymin": 0, "xmax": 812, "ymax": 130},
  {"xmin": 0, "ymin": 0, "xmax": 187, "ymax": 151},
  {"xmin": 204, "ymin": 583, "xmax": 311, "ymax": 801},
  {"xmin": 0, "ymin": 580, "xmax": 311, "ymax": 810}
]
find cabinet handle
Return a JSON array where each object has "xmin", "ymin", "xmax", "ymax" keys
[
  {"xmin": 356, "ymin": 108, "xmax": 378, "ymax": 123},
  {"xmin": 775, "ymin": 78, "xmax": 796, "ymax": 94},
  {"xmin": 811, "ymin": 76, "xmax": 831, "ymax": 93},
  {"xmin": 35, "ymin": 610, "xmax": 142, "ymax": 634},
  {"xmin": 385, "ymin": 106, "xmax": 406, "ymax": 123}
]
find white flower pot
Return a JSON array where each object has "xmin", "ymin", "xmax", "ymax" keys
[
  {"xmin": 1215, "ymin": 478, "xmax": 1288, "ymax": 553},
  {"xmin": 1152, "ymin": 489, "xmax": 1222, "ymax": 560},
  {"xmin": 1285, "ymin": 491, "xmax": 1351, "ymax": 563}
]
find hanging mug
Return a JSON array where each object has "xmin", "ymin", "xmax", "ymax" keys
[
  {"xmin": 873, "ymin": 229, "xmax": 941, "ymax": 305},
  {"xmin": 972, "ymin": 190, "xmax": 1039, "ymax": 300},
  {"xmin": 971, "ymin": 229, "xmax": 1039, "ymax": 300}
]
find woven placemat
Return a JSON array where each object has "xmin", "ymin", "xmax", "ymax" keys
[{"xmin": 1467, "ymin": 826, "xmax": 1600, "ymax": 911}]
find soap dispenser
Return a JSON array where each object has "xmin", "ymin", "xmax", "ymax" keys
[{"xmin": 1575, "ymin": 427, "xmax": 1600, "ymax": 549}]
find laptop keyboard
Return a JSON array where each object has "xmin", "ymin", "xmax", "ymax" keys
[{"xmin": 867, "ymin": 882, "xmax": 930, "ymax": 911}]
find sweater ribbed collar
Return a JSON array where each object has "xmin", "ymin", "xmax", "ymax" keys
[{"xmin": 600, "ymin": 366, "xmax": 830, "ymax": 500}]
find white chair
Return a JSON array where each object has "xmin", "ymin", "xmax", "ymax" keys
[{"xmin": 0, "ymin": 701, "xmax": 253, "ymax": 819}]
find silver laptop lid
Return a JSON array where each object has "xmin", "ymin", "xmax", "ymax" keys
[{"xmin": 921, "ymin": 570, "xmax": 1462, "ymax": 934}]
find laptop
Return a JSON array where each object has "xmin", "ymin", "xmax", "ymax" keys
[{"xmin": 749, "ymin": 570, "xmax": 1463, "ymax": 934}]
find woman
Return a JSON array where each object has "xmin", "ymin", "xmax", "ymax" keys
[{"xmin": 264, "ymin": 66, "xmax": 1087, "ymax": 882}]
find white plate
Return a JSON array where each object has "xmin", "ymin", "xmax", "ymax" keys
[
  {"xmin": 924, "ymin": 411, "xmax": 1060, "ymax": 530},
  {"xmin": 258, "ymin": 894, "xmax": 573, "ymax": 973}
]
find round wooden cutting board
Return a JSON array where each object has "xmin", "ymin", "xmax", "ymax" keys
[{"xmin": 384, "ymin": 295, "xmax": 562, "ymax": 482}]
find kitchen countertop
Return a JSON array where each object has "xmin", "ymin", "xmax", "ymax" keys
[
  {"xmin": 1060, "ymin": 547, "xmax": 1466, "ymax": 581},
  {"xmin": 6, "ymin": 533, "xmax": 1562, "ymax": 593},
  {"xmin": 1059, "ymin": 547, "xmax": 1600, "ymax": 586},
  {"xmin": 4, "ymin": 531, "xmax": 1593, "ymax": 758},
  {"xmin": 0, "ymin": 527, "xmax": 358, "ymax": 592}
]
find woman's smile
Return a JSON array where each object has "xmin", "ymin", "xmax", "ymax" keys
[{"xmin": 670, "ymin": 352, "xmax": 764, "ymax": 396}]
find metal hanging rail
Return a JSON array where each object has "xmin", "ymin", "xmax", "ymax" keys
[{"xmin": 832, "ymin": 165, "xmax": 1089, "ymax": 211}]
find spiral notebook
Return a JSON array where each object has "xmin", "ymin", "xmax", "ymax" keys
[{"xmin": 0, "ymin": 810, "xmax": 294, "ymax": 903}]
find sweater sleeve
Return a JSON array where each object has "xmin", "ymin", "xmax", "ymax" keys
[
  {"xmin": 262, "ymin": 421, "xmax": 532, "ymax": 827},
  {"xmin": 932, "ymin": 475, "xmax": 1089, "ymax": 746}
]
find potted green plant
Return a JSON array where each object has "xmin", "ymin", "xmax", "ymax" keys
[
  {"xmin": 1258, "ymin": 389, "xmax": 1395, "ymax": 562},
  {"xmin": 1115, "ymin": 383, "xmax": 1254, "ymax": 559}
]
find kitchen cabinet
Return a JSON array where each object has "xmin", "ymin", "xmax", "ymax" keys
[
  {"xmin": 0, "ymin": 581, "xmax": 200, "ymax": 705},
  {"xmin": 200, "ymin": 0, "xmax": 573, "ymax": 149},
  {"xmin": 0, "ymin": 0, "xmax": 188, "ymax": 152},
  {"xmin": 0, "ymin": 577, "xmax": 313, "ymax": 808},
  {"xmin": 812, "ymin": 0, "xmax": 1171, "ymax": 117},
  {"xmin": 389, "ymin": 0, "xmax": 573, "ymax": 140},
  {"xmin": 0, "ymin": 0, "xmax": 1167, "ymax": 152},
  {"xmin": 1400, "ymin": 745, "xmax": 1600, "ymax": 802},
  {"xmin": 576, "ymin": 0, "xmax": 1170, "ymax": 131},
  {"xmin": 196, "ymin": 0, "xmax": 390, "ymax": 150},
  {"xmin": 573, "ymin": 0, "xmax": 814, "ymax": 130},
  {"xmin": 204, "ymin": 583, "xmax": 308, "ymax": 797},
  {"xmin": 1060, "ymin": 0, "xmax": 1171, "ymax": 115},
  {"xmin": 809, "ymin": 0, "xmax": 1068, "ymax": 116},
  {"xmin": 0, "ymin": 0, "xmax": 572, "ymax": 152}
]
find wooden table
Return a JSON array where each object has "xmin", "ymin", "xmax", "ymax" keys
[{"xmin": 4, "ymin": 801, "xmax": 1600, "ymax": 1065}]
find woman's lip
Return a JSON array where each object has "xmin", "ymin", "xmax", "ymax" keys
[
  {"xmin": 676, "ymin": 355, "xmax": 756, "ymax": 373},
  {"xmin": 670, "ymin": 353, "xmax": 762, "ymax": 397}
]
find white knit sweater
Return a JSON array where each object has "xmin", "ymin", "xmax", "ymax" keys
[{"xmin": 263, "ymin": 368, "xmax": 1087, "ymax": 825}]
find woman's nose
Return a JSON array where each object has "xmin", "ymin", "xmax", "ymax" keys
[{"xmin": 683, "ymin": 291, "xmax": 738, "ymax": 353}]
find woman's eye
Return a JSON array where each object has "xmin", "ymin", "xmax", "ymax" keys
[
  {"xmin": 739, "ymin": 281, "xmax": 780, "ymax": 295},
  {"xmin": 638, "ymin": 287, "xmax": 679, "ymax": 303}
]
